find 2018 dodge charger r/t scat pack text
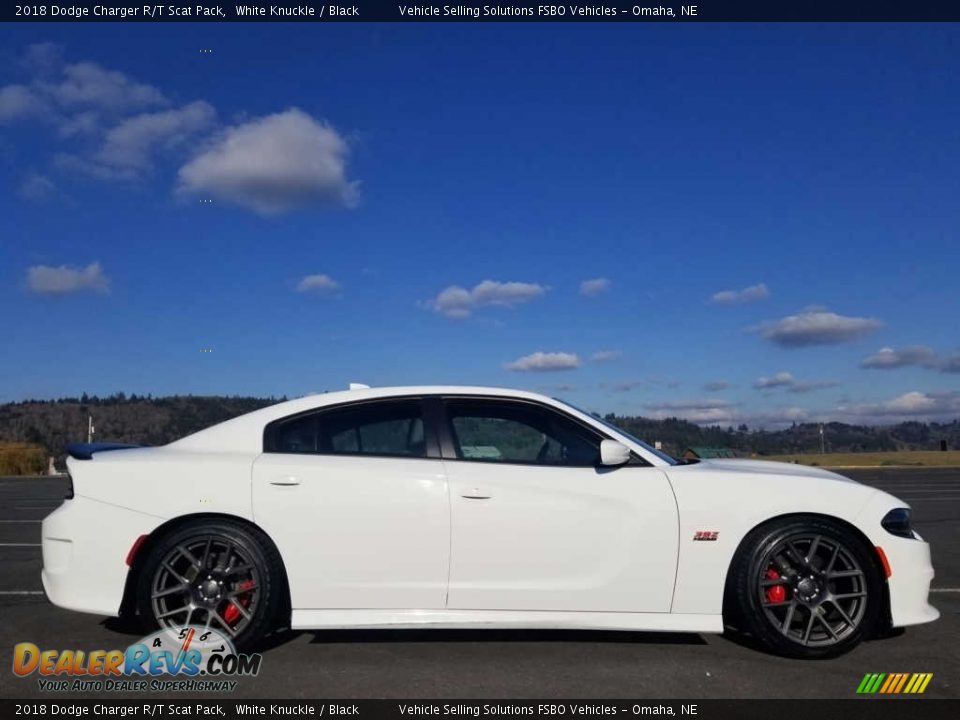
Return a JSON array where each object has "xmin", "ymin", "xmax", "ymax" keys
[{"xmin": 42, "ymin": 385, "xmax": 939, "ymax": 658}]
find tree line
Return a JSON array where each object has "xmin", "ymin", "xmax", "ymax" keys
[{"xmin": 0, "ymin": 394, "xmax": 956, "ymax": 473}]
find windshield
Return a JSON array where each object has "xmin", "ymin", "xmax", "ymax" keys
[{"xmin": 555, "ymin": 400, "xmax": 679, "ymax": 466}]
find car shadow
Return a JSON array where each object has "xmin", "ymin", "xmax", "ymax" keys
[
  {"xmin": 99, "ymin": 618, "xmax": 709, "ymax": 651},
  {"xmin": 99, "ymin": 617, "xmax": 305, "ymax": 652},
  {"xmin": 306, "ymin": 628, "xmax": 707, "ymax": 646},
  {"xmin": 101, "ymin": 615, "xmax": 144, "ymax": 637}
]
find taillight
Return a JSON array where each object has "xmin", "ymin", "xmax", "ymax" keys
[{"xmin": 64, "ymin": 472, "xmax": 74, "ymax": 500}]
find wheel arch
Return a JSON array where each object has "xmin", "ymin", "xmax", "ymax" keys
[
  {"xmin": 119, "ymin": 512, "xmax": 291, "ymax": 627},
  {"xmin": 721, "ymin": 511, "xmax": 891, "ymax": 631}
]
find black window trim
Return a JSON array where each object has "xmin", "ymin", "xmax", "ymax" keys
[
  {"xmin": 432, "ymin": 394, "xmax": 651, "ymax": 468},
  {"xmin": 262, "ymin": 395, "xmax": 442, "ymax": 460}
]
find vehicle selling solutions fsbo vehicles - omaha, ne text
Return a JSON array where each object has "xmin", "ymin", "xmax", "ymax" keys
[{"xmin": 42, "ymin": 385, "xmax": 939, "ymax": 658}]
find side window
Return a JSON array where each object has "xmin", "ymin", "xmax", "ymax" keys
[
  {"xmin": 444, "ymin": 400, "xmax": 600, "ymax": 467},
  {"xmin": 267, "ymin": 400, "xmax": 427, "ymax": 458}
]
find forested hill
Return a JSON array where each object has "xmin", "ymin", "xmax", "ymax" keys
[
  {"xmin": 0, "ymin": 394, "xmax": 279, "ymax": 461},
  {"xmin": 0, "ymin": 393, "xmax": 957, "ymax": 461}
]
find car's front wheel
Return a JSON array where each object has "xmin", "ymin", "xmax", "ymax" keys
[
  {"xmin": 728, "ymin": 516, "xmax": 884, "ymax": 658},
  {"xmin": 135, "ymin": 518, "xmax": 283, "ymax": 650}
]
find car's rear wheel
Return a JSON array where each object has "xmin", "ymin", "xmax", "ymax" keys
[
  {"xmin": 728, "ymin": 516, "xmax": 883, "ymax": 658},
  {"xmin": 136, "ymin": 518, "xmax": 282, "ymax": 650}
]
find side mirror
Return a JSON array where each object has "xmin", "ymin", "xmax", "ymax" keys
[{"xmin": 600, "ymin": 439, "xmax": 631, "ymax": 467}]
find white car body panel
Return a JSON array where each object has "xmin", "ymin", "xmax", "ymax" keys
[
  {"xmin": 252, "ymin": 453, "xmax": 450, "ymax": 609},
  {"xmin": 665, "ymin": 461, "xmax": 880, "ymax": 615},
  {"xmin": 41, "ymin": 385, "xmax": 939, "ymax": 638},
  {"xmin": 445, "ymin": 462, "xmax": 678, "ymax": 612}
]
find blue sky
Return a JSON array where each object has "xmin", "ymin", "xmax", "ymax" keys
[{"xmin": 1, "ymin": 23, "xmax": 958, "ymax": 426}]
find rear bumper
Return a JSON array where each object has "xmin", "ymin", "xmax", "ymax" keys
[{"xmin": 41, "ymin": 496, "xmax": 160, "ymax": 617}]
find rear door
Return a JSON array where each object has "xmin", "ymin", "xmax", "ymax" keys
[
  {"xmin": 252, "ymin": 397, "xmax": 450, "ymax": 610},
  {"xmin": 441, "ymin": 397, "xmax": 679, "ymax": 613}
]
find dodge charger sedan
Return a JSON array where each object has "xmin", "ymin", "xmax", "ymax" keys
[{"xmin": 42, "ymin": 385, "xmax": 938, "ymax": 657}]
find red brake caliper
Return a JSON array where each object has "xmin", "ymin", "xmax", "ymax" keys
[
  {"xmin": 765, "ymin": 568, "xmax": 787, "ymax": 603},
  {"xmin": 223, "ymin": 579, "xmax": 255, "ymax": 624}
]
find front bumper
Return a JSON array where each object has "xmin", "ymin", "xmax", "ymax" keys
[
  {"xmin": 42, "ymin": 496, "xmax": 160, "ymax": 617},
  {"xmin": 881, "ymin": 533, "xmax": 939, "ymax": 627},
  {"xmin": 856, "ymin": 491, "xmax": 940, "ymax": 628}
]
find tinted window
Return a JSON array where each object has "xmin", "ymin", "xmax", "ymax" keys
[
  {"xmin": 445, "ymin": 400, "xmax": 600, "ymax": 467},
  {"xmin": 268, "ymin": 400, "xmax": 426, "ymax": 458}
]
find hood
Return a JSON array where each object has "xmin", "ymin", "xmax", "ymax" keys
[{"xmin": 688, "ymin": 458, "xmax": 860, "ymax": 484}]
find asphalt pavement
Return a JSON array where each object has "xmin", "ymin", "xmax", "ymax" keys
[{"xmin": 1, "ymin": 469, "xmax": 957, "ymax": 699}]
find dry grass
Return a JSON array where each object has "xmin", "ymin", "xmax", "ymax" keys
[{"xmin": 761, "ymin": 451, "xmax": 960, "ymax": 467}]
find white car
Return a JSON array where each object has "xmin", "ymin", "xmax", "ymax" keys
[{"xmin": 42, "ymin": 385, "xmax": 939, "ymax": 658}]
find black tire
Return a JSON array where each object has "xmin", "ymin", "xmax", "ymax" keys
[
  {"xmin": 136, "ymin": 518, "xmax": 283, "ymax": 651},
  {"xmin": 727, "ymin": 516, "xmax": 883, "ymax": 659}
]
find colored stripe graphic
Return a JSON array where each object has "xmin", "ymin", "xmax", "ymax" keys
[{"xmin": 857, "ymin": 672, "xmax": 932, "ymax": 694}]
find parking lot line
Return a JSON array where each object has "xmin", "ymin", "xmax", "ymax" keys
[
  {"xmin": 0, "ymin": 591, "xmax": 43, "ymax": 595},
  {"xmin": 0, "ymin": 543, "xmax": 41, "ymax": 547},
  {"xmin": 0, "ymin": 520, "xmax": 40, "ymax": 523}
]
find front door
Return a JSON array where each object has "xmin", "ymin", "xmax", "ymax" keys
[{"xmin": 441, "ymin": 398, "xmax": 679, "ymax": 613}]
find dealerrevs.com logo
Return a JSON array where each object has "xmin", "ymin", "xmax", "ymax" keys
[{"xmin": 13, "ymin": 626, "xmax": 262, "ymax": 693}]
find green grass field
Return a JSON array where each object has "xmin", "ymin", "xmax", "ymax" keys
[{"xmin": 762, "ymin": 451, "xmax": 960, "ymax": 467}]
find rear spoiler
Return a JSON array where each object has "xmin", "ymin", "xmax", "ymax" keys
[{"xmin": 66, "ymin": 442, "xmax": 144, "ymax": 460}]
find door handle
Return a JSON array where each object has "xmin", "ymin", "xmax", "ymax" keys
[
  {"xmin": 461, "ymin": 488, "xmax": 492, "ymax": 500},
  {"xmin": 270, "ymin": 476, "xmax": 300, "ymax": 486}
]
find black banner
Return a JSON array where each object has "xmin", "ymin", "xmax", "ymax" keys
[
  {"xmin": 3, "ymin": 0, "xmax": 960, "ymax": 23},
  {"xmin": 1, "ymin": 700, "xmax": 959, "ymax": 720}
]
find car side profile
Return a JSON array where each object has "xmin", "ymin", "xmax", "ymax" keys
[{"xmin": 42, "ymin": 385, "xmax": 939, "ymax": 658}]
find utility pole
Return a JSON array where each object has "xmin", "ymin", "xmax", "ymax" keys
[
  {"xmin": 819, "ymin": 423, "xmax": 825, "ymax": 454},
  {"xmin": 87, "ymin": 416, "xmax": 94, "ymax": 444}
]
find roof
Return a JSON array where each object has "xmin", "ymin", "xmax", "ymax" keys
[{"xmin": 168, "ymin": 385, "xmax": 560, "ymax": 453}]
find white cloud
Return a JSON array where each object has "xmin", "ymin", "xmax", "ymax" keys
[
  {"xmin": 296, "ymin": 274, "xmax": 339, "ymax": 293},
  {"xmin": 644, "ymin": 399, "xmax": 737, "ymax": 425},
  {"xmin": 426, "ymin": 280, "xmax": 547, "ymax": 319},
  {"xmin": 592, "ymin": 350, "xmax": 622, "ymax": 362},
  {"xmin": 579, "ymin": 277, "xmax": 610, "ymax": 297},
  {"xmin": 505, "ymin": 351, "xmax": 581, "ymax": 372},
  {"xmin": 2, "ymin": 57, "xmax": 166, "ymax": 128},
  {"xmin": 837, "ymin": 391, "xmax": 960, "ymax": 423},
  {"xmin": 88, "ymin": 101, "xmax": 216, "ymax": 177},
  {"xmin": 21, "ymin": 43, "xmax": 63, "ymax": 74},
  {"xmin": 711, "ymin": 282, "xmax": 769, "ymax": 305},
  {"xmin": 861, "ymin": 346, "xmax": 937, "ymax": 369},
  {"xmin": 44, "ymin": 61, "xmax": 166, "ymax": 111},
  {"xmin": 18, "ymin": 172, "xmax": 58, "ymax": 201},
  {"xmin": 26, "ymin": 262, "xmax": 109, "ymax": 295},
  {"xmin": 177, "ymin": 108, "xmax": 357, "ymax": 214},
  {"xmin": 942, "ymin": 355, "xmax": 960, "ymax": 374},
  {"xmin": 754, "ymin": 372, "xmax": 795, "ymax": 389},
  {"xmin": 860, "ymin": 345, "xmax": 946, "ymax": 372},
  {"xmin": 754, "ymin": 308, "xmax": 882, "ymax": 347},
  {"xmin": 0, "ymin": 84, "xmax": 42, "ymax": 122},
  {"xmin": 754, "ymin": 371, "xmax": 838, "ymax": 394}
]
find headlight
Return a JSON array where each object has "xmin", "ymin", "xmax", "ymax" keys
[{"xmin": 881, "ymin": 508, "xmax": 913, "ymax": 539}]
